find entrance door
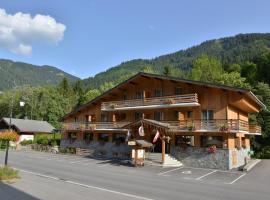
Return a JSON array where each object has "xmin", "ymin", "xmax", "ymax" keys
[{"xmin": 151, "ymin": 135, "xmax": 162, "ymax": 153}]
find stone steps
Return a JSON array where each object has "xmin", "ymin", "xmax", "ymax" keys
[{"xmin": 146, "ymin": 153, "xmax": 183, "ymax": 167}]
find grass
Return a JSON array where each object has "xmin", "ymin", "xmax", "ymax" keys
[{"xmin": 0, "ymin": 166, "xmax": 20, "ymax": 181}]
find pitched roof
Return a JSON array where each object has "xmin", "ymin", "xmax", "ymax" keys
[
  {"xmin": 62, "ymin": 72, "xmax": 266, "ymax": 120},
  {"xmin": 1, "ymin": 118, "xmax": 55, "ymax": 133}
]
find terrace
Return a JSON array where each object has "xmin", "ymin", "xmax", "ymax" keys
[{"xmin": 101, "ymin": 93, "xmax": 199, "ymax": 111}]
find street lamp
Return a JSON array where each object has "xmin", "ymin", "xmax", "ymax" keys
[{"xmin": 4, "ymin": 99, "xmax": 25, "ymax": 166}]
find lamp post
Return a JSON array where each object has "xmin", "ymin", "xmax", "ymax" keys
[{"xmin": 4, "ymin": 97, "xmax": 25, "ymax": 166}]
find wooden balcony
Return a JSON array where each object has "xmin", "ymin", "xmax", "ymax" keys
[
  {"xmin": 62, "ymin": 122, "xmax": 130, "ymax": 132},
  {"xmin": 62, "ymin": 119, "xmax": 261, "ymax": 135},
  {"xmin": 101, "ymin": 93, "xmax": 199, "ymax": 111},
  {"xmin": 248, "ymin": 124, "xmax": 262, "ymax": 135},
  {"xmin": 163, "ymin": 119, "xmax": 260, "ymax": 134}
]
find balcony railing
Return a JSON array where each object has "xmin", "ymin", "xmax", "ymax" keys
[
  {"xmin": 101, "ymin": 93, "xmax": 199, "ymax": 111},
  {"xmin": 62, "ymin": 122, "xmax": 130, "ymax": 131},
  {"xmin": 248, "ymin": 124, "xmax": 261, "ymax": 134},
  {"xmin": 62, "ymin": 119, "xmax": 261, "ymax": 134},
  {"xmin": 163, "ymin": 119, "xmax": 257, "ymax": 133}
]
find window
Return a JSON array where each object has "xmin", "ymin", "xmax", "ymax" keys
[
  {"xmin": 202, "ymin": 110, "xmax": 214, "ymax": 120},
  {"xmin": 74, "ymin": 117, "xmax": 78, "ymax": 122},
  {"xmin": 201, "ymin": 136, "xmax": 223, "ymax": 148},
  {"xmin": 123, "ymin": 93, "xmax": 128, "ymax": 100},
  {"xmin": 187, "ymin": 111, "xmax": 193, "ymax": 119},
  {"xmin": 175, "ymin": 135, "xmax": 194, "ymax": 147},
  {"xmin": 175, "ymin": 87, "xmax": 183, "ymax": 95},
  {"xmin": 101, "ymin": 114, "xmax": 108, "ymax": 122},
  {"xmin": 84, "ymin": 133, "xmax": 93, "ymax": 143},
  {"xmin": 135, "ymin": 112, "xmax": 143, "ymax": 120},
  {"xmin": 68, "ymin": 132, "xmax": 77, "ymax": 144},
  {"xmin": 85, "ymin": 115, "xmax": 90, "ymax": 122},
  {"xmin": 135, "ymin": 91, "xmax": 144, "ymax": 99},
  {"xmin": 154, "ymin": 112, "xmax": 163, "ymax": 121},
  {"xmin": 98, "ymin": 133, "xmax": 109, "ymax": 142},
  {"xmin": 154, "ymin": 89, "xmax": 163, "ymax": 97}
]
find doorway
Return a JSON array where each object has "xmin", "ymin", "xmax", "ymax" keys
[{"xmin": 151, "ymin": 135, "xmax": 162, "ymax": 153}]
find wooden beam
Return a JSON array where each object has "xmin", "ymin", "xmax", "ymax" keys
[{"xmin": 162, "ymin": 139, "xmax": 165, "ymax": 164}]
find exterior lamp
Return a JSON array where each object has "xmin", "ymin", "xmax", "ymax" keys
[{"xmin": 19, "ymin": 101, "xmax": 25, "ymax": 107}]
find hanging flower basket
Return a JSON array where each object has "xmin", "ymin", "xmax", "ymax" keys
[{"xmin": 207, "ymin": 145, "xmax": 217, "ymax": 154}]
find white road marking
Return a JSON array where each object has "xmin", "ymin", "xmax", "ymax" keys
[
  {"xmin": 195, "ymin": 170, "xmax": 217, "ymax": 180},
  {"xmin": 228, "ymin": 173, "xmax": 246, "ymax": 184},
  {"xmin": 16, "ymin": 168, "xmax": 155, "ymax": 200},
  {"xmin": 158, "ymin": 167, "xmax": 183, "ymax": 176},
  {"xmin": 69, "ymin": 159, "xmax": 92, "ymax": 164}
]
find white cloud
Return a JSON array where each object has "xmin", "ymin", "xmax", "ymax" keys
[{"xmin": 0, "ymin": 8, "xmax": 66, "ymax": 56}]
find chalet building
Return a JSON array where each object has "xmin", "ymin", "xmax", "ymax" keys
[
  {"xmin": 0, "ymin": 118, "xmax": 55, "ymax": 142},
  {"xmin": 61, "ymin": 72, "xmax": 264, "ymax": 170}
]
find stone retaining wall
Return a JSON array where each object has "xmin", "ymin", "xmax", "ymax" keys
[
  {"xmin": 170, "ymin": 146, "xmax": 250, "ymax": 170},
  {"xmin": 60, "ymin": 139, "xmax": 131, "ymax": 159}
]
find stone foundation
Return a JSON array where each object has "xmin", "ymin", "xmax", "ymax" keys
[
  {"xmin": 170, "ymin": 146, "xmax": 250, "ymax": 170},
  {"xmin": 60, "ymin": 139, "xmax": 131, "ymax": 159}
]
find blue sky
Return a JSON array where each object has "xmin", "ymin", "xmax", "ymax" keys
[{"xmin": 0, "ymin": 0, "xmax": 270, "ymax": 79}]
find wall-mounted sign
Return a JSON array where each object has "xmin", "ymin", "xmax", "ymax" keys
[{"xmin": 128, "ymin": 141, "xmax": 136, "ymax": 146}]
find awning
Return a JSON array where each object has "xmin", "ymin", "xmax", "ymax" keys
[{"xmin": 135, "ymin": 140, "xmax": 153, "ymax": 148}]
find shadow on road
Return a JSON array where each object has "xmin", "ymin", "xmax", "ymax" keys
[{"xmin": 0, "ymin": 181, "xmax": 40, "ymax": 200}]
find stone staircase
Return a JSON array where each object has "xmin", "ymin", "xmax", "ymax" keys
[{"xmin": 145, "ymin": 153, "xmax": 183, "ymax": 167}]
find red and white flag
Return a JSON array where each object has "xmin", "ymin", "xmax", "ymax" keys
[
  {"xmin": 138, "ymin": 125, "xmax": 145, "ymax": 136},
  {"xmin": 152, "ymin": 130, "xmax": 160, "ymax": 143}
]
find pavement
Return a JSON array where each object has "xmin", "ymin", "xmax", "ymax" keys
[{"xmin": 0, "ymin": 150, "xmax": 270, "ymax": 200}]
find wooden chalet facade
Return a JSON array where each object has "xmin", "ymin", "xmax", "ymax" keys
[{"xmin": 61, "ymin": 72, "xmax": 264, "ymax": 170}]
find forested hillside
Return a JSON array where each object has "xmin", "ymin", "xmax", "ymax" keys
[
  {"xmin": 83, "ymin": 33, "xmax": 270, "ymax": 89},
  {"xmin": 1, "ymin": 33, "xmax": 270, "ymax": 158},
  {"xmin": 0, "ymin": 59, "xmax": 79, "ymax": 91}
]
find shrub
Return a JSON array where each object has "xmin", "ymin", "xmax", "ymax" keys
[
  {"xmin": 255, "ymin": 146, "xmax": 270, "ymax": 159},
  {"xmin": 0, "ymin": 166, "xmax": 20, "ymax": 180},
  {"xmin": 20, "ymin": 140, "xmax": 33, "ymax": 146},
  {"xmin": 0, "ymin": 130, "xmax": 18, "ymax": 142}
]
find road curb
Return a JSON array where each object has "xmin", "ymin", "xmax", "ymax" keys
[{"xmin": 243, "ymin": 159, "xmax": 261, "ymax": 172}]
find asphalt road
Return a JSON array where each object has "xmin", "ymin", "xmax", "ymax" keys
[{"xmin": 0, "ymin": 150, "xmax": 270, "ymax": 200}]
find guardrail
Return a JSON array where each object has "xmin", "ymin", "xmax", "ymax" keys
[{"xmin": 101, "ymin": 93, "xmax": 199, "ymax": 110}]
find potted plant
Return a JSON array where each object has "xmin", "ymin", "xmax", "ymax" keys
[
  {"xmin": 218, "ymin": 123, "xmax": 229, "ymax": 132},
  {"xmin": 187, "ymin": 122, "xmax": 195, "ymax": 131},
  {"xmin": 207, "ymin": 145, "xmax": 217, "ymax": 154}
]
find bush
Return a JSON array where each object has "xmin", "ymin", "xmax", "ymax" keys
[
  {"xmin": 20, "ymin": 140, "xmax": 33, "ymax": 146},
  {"xmin": 0, "ymin": 166, "xmax": 20, "ymax": 180},
  {"xmin": 254, "ymin": 146, "xmax": 270, "ymax": 159}
]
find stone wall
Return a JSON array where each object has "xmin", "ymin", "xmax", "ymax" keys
[
  {"xmin": 170, "ymin": 146, "xmax": 230, "ymax": 170},
  {"xmin": 170, "ymin": 146, "xmax": 250, "ymax": 170},
  {"xmin": 60, "ymin": 139, "xmax": 131, "ymax": 159}
]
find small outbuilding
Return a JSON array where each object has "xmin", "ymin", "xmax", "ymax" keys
[{"xmin": 0, "ymin": 118, "xmax": 55, "ymax": 142}]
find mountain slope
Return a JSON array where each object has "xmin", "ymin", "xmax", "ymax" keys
[
  {"xmin": 83, "ymin": 33, "xmax": 270, "ymax": 89},
  {"xmin": 0, "ymin": 59, "xmax": 79, "ymax": 91}
]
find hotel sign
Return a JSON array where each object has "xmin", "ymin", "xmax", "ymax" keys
[{"xmin": 128, "ymin": 141, "xmax": 136, "ymax": 146}]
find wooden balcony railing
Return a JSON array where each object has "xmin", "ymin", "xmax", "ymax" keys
[
  {"xmin": 62, "ymin": 119, "xmax": 261, "ymax": 134},
  {"xmin": 101, "ymin": 93, "xmax": 199, "ymax": 111},
  {"xmin": 249, "ymin": 124, "xmax": 261, "ymax": 134},
  {"xmin": 62, "ymin": 122, "xmax": 130, "ymax": 131},
  {"xmin": 163, "ymin": 119, "xmax": 254, "ymax": 133}
]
